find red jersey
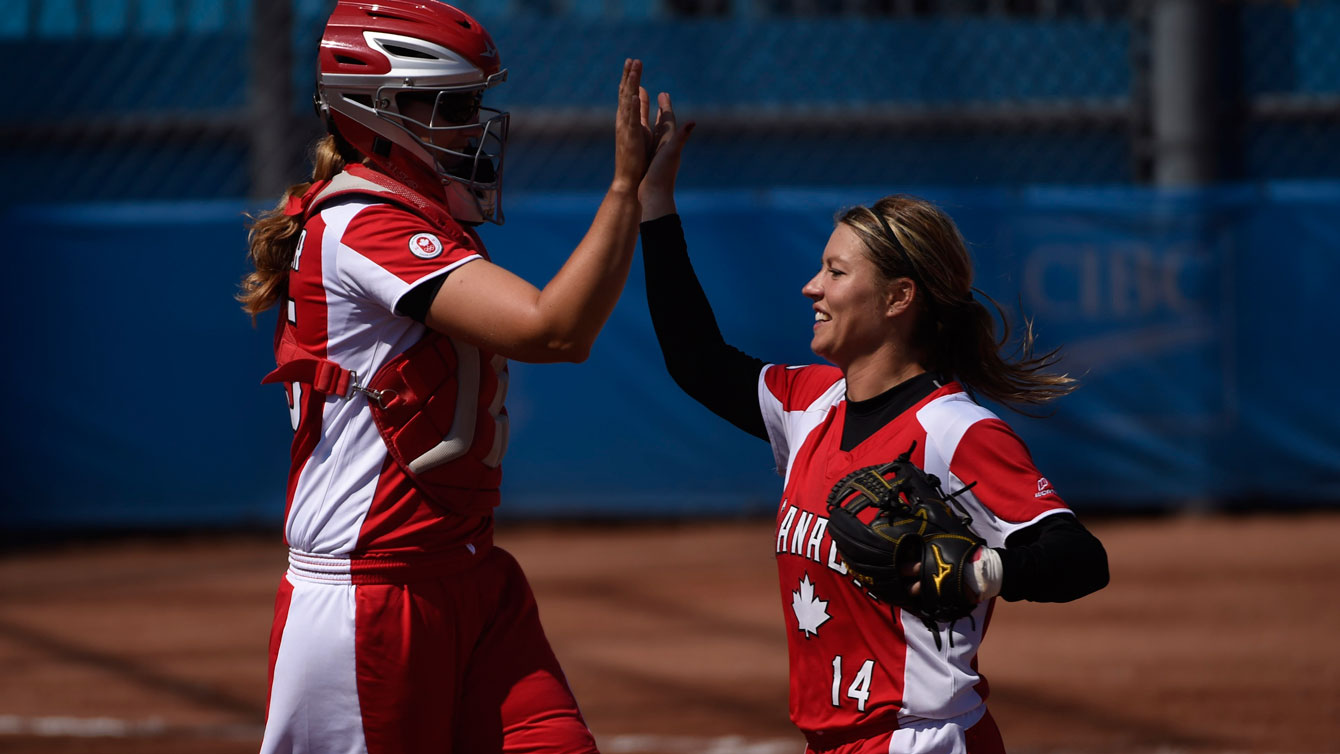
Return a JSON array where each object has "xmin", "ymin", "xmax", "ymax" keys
[
  {"xmin": 278, "ymin": 167, "xmax": 506, "ymax": 558},
  {"xmin": 758, "ymin": 364, "xmax": 1068, "ymax": 741}
]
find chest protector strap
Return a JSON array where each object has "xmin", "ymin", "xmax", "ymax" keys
[
  {"xmin": 262, "ymin": 327, "xmax": 356, "ymax": 399},
  {"xmin": 261, "ymin": 168, "xmax": 502, "ymax": 516}
]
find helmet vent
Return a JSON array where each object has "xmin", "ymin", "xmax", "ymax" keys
[
  {"xmin": 382, "ymin": 43, "xmax": 435, "ymax": 60},
  {"xmin": 335, "ymin": 54, "xmax": 365, "ymax": 66},
  {"xmin": 457, "ymin": 20, "xmax": 472, "ymax": 29}
]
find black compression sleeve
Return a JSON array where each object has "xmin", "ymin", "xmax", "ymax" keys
[
  {"xmin": 997, "ymin": 513, "xmax": 1110, "ymax": 603},
  {"xmin": 641, "ymin": 214, "xmax": 769, "ymax": 441}
]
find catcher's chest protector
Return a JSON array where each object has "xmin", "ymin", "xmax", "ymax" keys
[{"xmin": 262, "ymin": 168, "xmax": 507, "ymax": 517}]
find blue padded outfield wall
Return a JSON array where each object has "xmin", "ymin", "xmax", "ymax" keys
[{"xmin": 4, "ymin": 182, "xmax": 1338, "ymax": 531}]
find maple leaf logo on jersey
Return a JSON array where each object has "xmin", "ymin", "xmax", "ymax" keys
[
  {"xmin": 409, "ymin": 232, "xmax": 443, "ymax": 259},
  {"xmin": 791, "ymin": 574, "xmax": 831, "ymax": 638}
]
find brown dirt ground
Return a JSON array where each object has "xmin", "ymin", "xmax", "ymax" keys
[{"xmin": 1, "ymin": 512, "xmax": 1337, "ymax": 753}]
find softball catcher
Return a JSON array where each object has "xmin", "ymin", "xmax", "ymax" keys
[{"xmin": 240, "ymin": 2, "xmax": 676, "ymax": 751}]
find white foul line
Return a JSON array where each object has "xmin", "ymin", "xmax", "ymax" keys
[
  {"xmin": 604, "ymin": 734, "xmax": 802, "ymax": 754},
  {"xmin": 0, "ymin": 716, "xmax": 802, "ymax": 753},
  {"xmin": 0, "ymin": 715, "xmax": 262, "ymax": 739},
  {"xmin": 0, "ymin": 719, "xmax": 1308, "ymax": 754}
]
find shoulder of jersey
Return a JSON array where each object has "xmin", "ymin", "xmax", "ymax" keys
[
  {"xmin": 338, "ymin": 202, "xmax": 476, "ymax": 261},
  {"xmin": 915, "ymin": 388, "xmax": 1026, "ymax": 479},
  {"xmin": 763, "ymin": 363, "xmax": 844, "ymax": 410},
  {"xmin": 916, "ymin": 385, "xmax": 999, "ymax": 428}
]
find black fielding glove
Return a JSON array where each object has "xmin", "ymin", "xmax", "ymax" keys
[{"xmin": 826, "ymin": 442, "xmax": 986, "ymax": 634}]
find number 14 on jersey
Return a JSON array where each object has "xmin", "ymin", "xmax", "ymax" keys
[{"xmin": 832, "ymin": 655, "xmax": 875, "ymax": 711}]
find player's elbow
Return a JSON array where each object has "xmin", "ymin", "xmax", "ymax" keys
[
  {"xmin": 567, "ymin": 344, "xmax": 593, "ymax": 363},
  {"xmin": 1086, "ymin": 540, "xmax": 1111, "ymax": 594},
  {"xmin": 1064, "ymin": 534, "xmax": 1110, "ymax": 600},
  {"xmin": 543, "ymin": 337, "xmax": 592, "ymax": 364},
  {"xmin": 537, "ymin": 317, "xmax": 599, "ymax": 363},
  {"xmin": 509, "ymin": 329, "xmax": 593, "ymax": 364}
]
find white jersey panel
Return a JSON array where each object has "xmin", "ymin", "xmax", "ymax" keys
[
  {"xmin": 897, "ymin": 410, "xmax": 992, "ymax": 721},
  {"xmin": 285, "ymin": 396, "xmax": 390, "ymax": 556}
]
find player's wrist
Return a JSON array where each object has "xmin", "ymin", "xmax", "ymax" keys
[
  {"xmin": 969, "ymin": 547, "xmax": 1003, "ymax": 603},
  {"xmin": 608, "ymin": 177, "xmax": 641, "ymax": 197},
  {"xmin": 640, "ymin": 193, "xmax": 677, "ymax": 222}
]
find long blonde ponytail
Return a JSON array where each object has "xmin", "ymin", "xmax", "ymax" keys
[{"xmin": 238, "ymin": 135, "xmax": 354, "ymax": 320}]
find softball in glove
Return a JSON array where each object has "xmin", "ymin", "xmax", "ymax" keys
[{"xmin": 825, "ymin": 442, "xmax": 986, "ymax": 631}]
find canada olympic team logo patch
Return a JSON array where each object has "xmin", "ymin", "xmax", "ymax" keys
[{"xmin": 409, "ymin": 233, "xmax": 443, "ymax": 259}]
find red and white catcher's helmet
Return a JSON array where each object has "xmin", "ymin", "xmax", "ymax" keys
[{"xmin": 316, "ymin": 0, "xmax": 509, "ymax": 224}]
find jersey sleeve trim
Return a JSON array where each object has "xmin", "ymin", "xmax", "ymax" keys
[{"xmin": 389, "ymin": 255, "xmax": 481, "ymax": 316}]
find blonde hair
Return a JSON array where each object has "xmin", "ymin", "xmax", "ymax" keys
[
  {"xmin": 838, "ymin": 194, "xmax": 1076, "ymax": 408},
  {"xmin": 238, "ymin": 135, "xmax": 358, "ymax": 320}
]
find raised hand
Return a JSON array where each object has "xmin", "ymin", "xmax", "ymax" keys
[
  {"xmin": 639, "ymin": 91, "xmax": 693, "ymax": 221},
  {"xmin": 613, "ymin": 59, "xmax": 652, "ymax": 193}
]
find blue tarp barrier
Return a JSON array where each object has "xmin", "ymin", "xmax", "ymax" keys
[{"xmin": 3, "ymin": 182, "xmax": 1337, "ymax": 530}]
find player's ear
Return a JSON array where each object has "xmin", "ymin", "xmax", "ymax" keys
[{"xmin": 885, "ymin": 277, "xmax": 916, "ymax": 318}]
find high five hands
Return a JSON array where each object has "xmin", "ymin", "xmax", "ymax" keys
[{"xmin": 613, "ymin": 59, "xmax": 694, "ymax": 219}]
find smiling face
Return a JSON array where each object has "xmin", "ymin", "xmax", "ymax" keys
[{"xmin": 802, "ymin": 225, "xmax": 901, "ymax": 370}]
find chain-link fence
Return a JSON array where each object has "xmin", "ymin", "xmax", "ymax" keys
[{"xmin": 5, "ymin": 0, "xmax": 1339, "ymax": 204}]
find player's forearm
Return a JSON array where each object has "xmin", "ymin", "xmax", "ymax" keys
[
  {"xmin": 533, "ymin": 185, "xmax": 641, "ymax": 361},
  {"xmin": 641, "ymin": 214, "xmax": 769, "ymax": 440}
]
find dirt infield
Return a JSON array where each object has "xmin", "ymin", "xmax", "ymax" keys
[{"xmin": 1, "ymin": 512, "xmax": 1337, "ymax": 754}]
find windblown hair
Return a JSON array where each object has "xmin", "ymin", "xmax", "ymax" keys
[
  {"xmin": 838, "ymin": 195, "xmax": 1076, "ymax": 408},
  {"xmin": 238, "ymin": 134, "xmax": 361, "ymax": 320}
]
